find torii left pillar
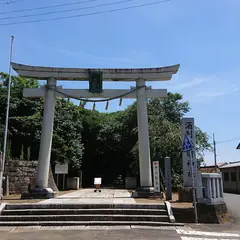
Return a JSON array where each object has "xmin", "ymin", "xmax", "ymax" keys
[
  {"xmin": 135, "ymin": 79, "xmax": 154, "ymax": 196},
  {"xmin": 24, "ymin": 78, "xmax": 56, "ymax": 199}
]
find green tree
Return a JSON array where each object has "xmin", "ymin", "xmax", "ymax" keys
[
  {"xmin": 0, "ymin": 72, "xmax": 42, "ymax": 158},
  {"xmin": 52, "ymin": 99, "xmax": 84, "ymax": 169},
  {"xmin": 0, "ymin": 73, "xmax": 84, "ymax": 169},
  {"xmin": 130, "ymin": 93, "xmax": 212, "ymax": 188},
  {"xmin": 0, "ymin": 72, "xmax": 212, "ymax": 188}
]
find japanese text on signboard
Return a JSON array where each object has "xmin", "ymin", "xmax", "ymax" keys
[{"xmin": 153, "ymin": 161, "xmax": 160, "ymax": 193}]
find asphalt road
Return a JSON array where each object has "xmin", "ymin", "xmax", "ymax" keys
[
  {"xmin": 224, "ymin": 193, "xmax": 240, "ymax": 224},
  {"xmin": 0, "ymin": 229, "xmax": 180, "ymax": 240},
  {"xmin": 1, "ymin": 227, "xmax": 240, "ymax": 240}
]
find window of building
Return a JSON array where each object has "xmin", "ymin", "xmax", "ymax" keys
[
  {"xmin": 231, "ymin": 172, "xmax": 237, "ymax": 182},
  {"xmin": 224, "ymin": 172, "xmax": 229, "ymax": 181}
]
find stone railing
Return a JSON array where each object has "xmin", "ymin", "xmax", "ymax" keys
[{"xmin": 201, "ymin": 173, "xmax": 224, "ymax": 204}]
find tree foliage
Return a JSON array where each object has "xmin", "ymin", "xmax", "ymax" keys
[
  {"xmin": 0, "ymin": 72, "xmax": 84, "ymax": 168},
  {"xmin": 0, "ymin": 73, "xmax": 212, "ymax": 187}
]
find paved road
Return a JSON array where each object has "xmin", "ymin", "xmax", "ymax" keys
[
  {"xmin": 0, "ymin": 226, "xmax": 240, "ymax": 240},
  {"xmin": 224, "ymin": 193, "xmax": 240, "ymax": 224},
  {"xmin": 0, "ymin": 228, "xmax": 179, "ymax": 240}
]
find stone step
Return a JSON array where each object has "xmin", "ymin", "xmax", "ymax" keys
[
  {"xmin": 0, "ymin": 221, "xmax": 184, "ymax": 227},
  {"xmin": 0, "ymin": 214, "xmax": 169, "ymax": 222},
  {"xmin": 2, "ymin": 208, "xmax": 167, "ymax": 216},
  {"xmin": 5, "ymin": 203, "xmax": 165, "ymax": 210}
]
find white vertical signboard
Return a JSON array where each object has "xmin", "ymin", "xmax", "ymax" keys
[
  {"xmin": 181, "ymin": 118, "xmax": 203, "ymax": 199},
  {"xmin": 152, "ymin": 161, "xmax": 160, "ymax": 193}
]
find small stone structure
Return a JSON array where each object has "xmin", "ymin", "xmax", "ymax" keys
[
  {"xmin": 197, "ymin": 173, "xmax": 228, "ymax": 223},
  {"xmin": 197, "ymin": 202, "xmax": 229, "ymax": 223},
  {"xmin": 125, "ymin": 177, "xmax": 137, "ymax": 189},
  {"xmin": 201, "ymin": 173, "xmax": 224, "ymax": 204},
  {"xmin": 177, "ymin": 172, "xmax": 229, "ymax": 223},
  {"xmin": 67, "ymin": 177, "xmax": 79, "ymax": 190},
  {"xmin": 178, "ymin": 187, "xmax": 193, "ymax": 202}
]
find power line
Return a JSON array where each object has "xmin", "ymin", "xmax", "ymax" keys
[
  {"xmin": 0, "ymin": 0, "xmax": 136, "ymax": 21},
  {"xmin": 216, "ymin": 138, "xmax": 240, "ymax": 144},
  {"xmin": 211, "ymin": 133, "xmax": 240, "ymax": 170},
  {"xmin": 0, "ymin": 0, "xmax": 172, "ymax": 26},
  {"xmin": 0, "ymin": 0, "xmax": 99, "ymax": 15},
  {"xmin": 209, "ymin": 137, "xmax": 240, "ymax": 145}
]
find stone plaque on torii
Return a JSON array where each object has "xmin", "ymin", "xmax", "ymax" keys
[{"xmin": 11, "ymin": 62, "xmax": 179, "ymax": 198}]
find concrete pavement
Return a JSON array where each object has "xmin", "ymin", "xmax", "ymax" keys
[
  {"xmin": 40, "ymin": 189, "xmax": 136, "ymax": 204},
  {"xmin": 224, "ymin": 193, "xmax": 240, "ymax": 224},
  {"xmin": 0, "ymin": 226, "xmax": 240, "ymax": 240},
  {"xmin": 0, "ymin": 228, "xmax": 179, "ymax": 240}
]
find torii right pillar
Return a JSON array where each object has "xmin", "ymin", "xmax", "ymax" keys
[{"xmin": 135, "ymin": 79, "xmax": 154, "ymax": 196}]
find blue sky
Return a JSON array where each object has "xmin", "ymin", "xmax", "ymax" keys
[{"xmin": 0, "ymin": 0, "xmax": 240, "ymax": 165}]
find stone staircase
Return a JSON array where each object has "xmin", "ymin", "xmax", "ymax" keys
[{"xmin": 0, "ymin": 203, "xmax": 183, "ymax": 227}]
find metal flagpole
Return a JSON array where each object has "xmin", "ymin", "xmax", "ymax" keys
[
  {"xmin": 0, "ymin": 36, "xmax": 14, "ymax": 200},
  {"xmin": 187, "ymin": 150, "xmax": 198, "ymax": 223},
  {"xmin": 183, "ymin": 134, "xmax": 198, "ymax": 224}
]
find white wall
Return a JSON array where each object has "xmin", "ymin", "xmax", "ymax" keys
[{"xmin": 220, "ymin": 167, "xmax": 240, "ymax": 194}]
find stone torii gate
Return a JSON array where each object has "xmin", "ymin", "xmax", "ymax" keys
[{"xmin": 12, "ymin": 62, "xmax": 179, "ymax": 198}]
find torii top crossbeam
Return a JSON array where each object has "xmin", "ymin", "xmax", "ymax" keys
[{"xmin": 11, "ymin": 62, "xmax": 180, "ymax": 81}]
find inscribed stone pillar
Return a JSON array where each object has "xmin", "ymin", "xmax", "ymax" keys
[{"xmin": 165, "ymin": 157, "xmax": 172, "ymax": 200}]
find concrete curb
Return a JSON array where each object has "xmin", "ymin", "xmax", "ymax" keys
[
  {"xmin": 164, "ymin": 201, "xmax": 176, "ymax": 223},
  {"xmin": 0, "ymin": 203, "xmax": 7, "ymax": 215}
]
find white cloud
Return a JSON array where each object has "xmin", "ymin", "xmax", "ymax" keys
[
  {"xmin": 171, "ymin": 77, "xmax": 210, "ymax": 90},
  {"xmin": 233, "ymin": 87, "xmax": 239, "ymax": 92},
  {"xmin": 196, "ymin": 87, "xmax": 239, "ymax": 98},
  {"xmin": 21, "ymin": 36, "xmax": 133, "ymax": 65},
  {"xmin": 162, "ymin": 72, "xmax": 240, "ymax": 104}
]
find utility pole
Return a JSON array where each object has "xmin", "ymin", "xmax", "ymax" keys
[
  {"xmin": 0, "ymin": 36, "xmax": 14, "ymax": 200},
  {"xmin": 213, "ymin": 133, "xmax": 217, "ymax": 172}
]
